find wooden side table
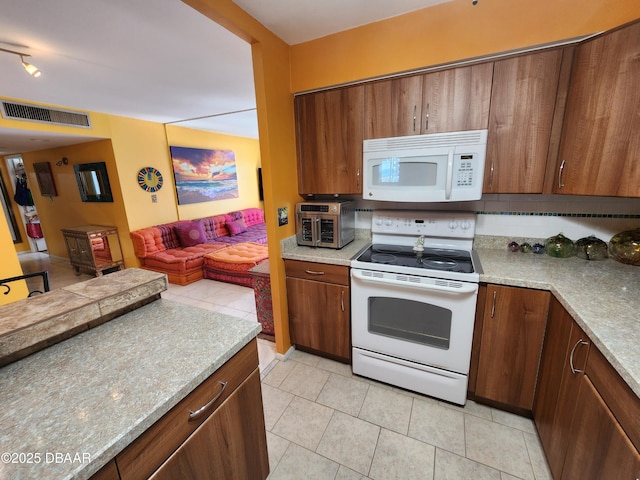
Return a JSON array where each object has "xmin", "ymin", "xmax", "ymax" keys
[{"xmin": 61, "ymin": 225, "xmax": 124, "ymax": 276}]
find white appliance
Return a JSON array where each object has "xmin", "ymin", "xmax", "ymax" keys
[
  {"xmin": 350, "ymin": 210, "xmax": 482, "ymax": 405},
  {"xmin": 362, "ymin": 129, "xmax": 488, "ymax": 202}
]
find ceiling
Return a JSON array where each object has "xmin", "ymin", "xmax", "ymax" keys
[{"xmin": 0, "ymin": 0, "xmax": 450, "ymax": 156}]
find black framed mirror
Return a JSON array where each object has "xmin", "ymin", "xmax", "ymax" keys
[{"xmin": 74, "ymin": 162, "xmax": 113, "ymax": 202}]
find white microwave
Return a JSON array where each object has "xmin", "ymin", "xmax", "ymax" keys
[{"xmin": 362, "ymin": 129, "xmax": 488, "ymax": 202}]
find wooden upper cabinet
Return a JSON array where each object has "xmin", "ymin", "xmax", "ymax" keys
[
  {"xmin": 553, "ymin": 19, "xmax": 640, "ymax": 197},
  {"xmin": 422, "ymin": 63, "xmax": 493, "ymax": 134},
  {"xmin": 295, "ymin": 85, "xmax": 364, "ymax": 195},
  {"xmin": 364, "ymin": 63, "xmax": 493, "ymax": 139},
  {"xmin": 365, "ymin": 75, "xmax": 423, "ymax": 138},
  {"xmin": 484, "ymin": 50, "xmax": 563, "ymax": 193}
]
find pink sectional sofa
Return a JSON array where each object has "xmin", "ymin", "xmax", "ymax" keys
[{"xmin": 130, "ymin": 208, "xmax": 267, "ymax": 285}]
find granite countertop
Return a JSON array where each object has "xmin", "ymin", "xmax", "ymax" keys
[
  {"xmin": 0, "ymin": 299, "xmax": 261, "ymax": 480},
  {"xmin": 476, "ymin": 248, "xmax": 640, "ymax": 399},
  {"xmin": 281, "ymin": 234, "xmax": 640, "ymax": 399},
  {"xmin": 281, "ymin": 231, "xmax": 371, "ymax": 266}
]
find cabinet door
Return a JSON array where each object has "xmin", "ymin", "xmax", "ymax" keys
[
  {"xmin": 484, "ymin": 50, "xmax": 563, "ymax": 193},
  {"xmin": 286, "ymin": 276, "xmax": 350, "ymax": 362},
  {"xmin": 365, "ymin": 75, "xmax": 424, "ymax": 138},
  {"xmin": 150, "ymin": 369, "xmax": 269, "ymax": 480},
  {"xmin": 555, "ymin": 20, "xmax": 640, "ymax": 197},
  {"xmin": 475, "ymin": 285, "xmax": 549, "ymax": 410},
  {"xmin": 561, "ymin": 375, "xmax": 640, "ymax": 480},
  {"xmin": 89, "ymin": 460, "xmax": 120, "ymax": 480},
  {"xmin": 295, "ymin": 85, "xmax": 364, "ymax": 195},
  {"xmin": 421, "ymin": 63, "xmax": 493, "ymax": 134},
  {"xmin": 533, "ymin": 297, "xmax": 574, "ymax": 452},
  {"xmin": 537, "ymin": 317, "xmax": 590, "ymax": 479}
]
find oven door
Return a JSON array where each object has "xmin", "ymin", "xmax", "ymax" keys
[{"xmin": 350, "ymin": 268, "xmax": 478, "ymax": 375}]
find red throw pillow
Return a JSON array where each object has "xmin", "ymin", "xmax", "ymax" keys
[
  {"xmin": 174, "ymin": 220, "xmax": 207, "ymax": 247},
  {"xmin": 226, "ymin": 219, "xmax": 248, "ymax": 236}
]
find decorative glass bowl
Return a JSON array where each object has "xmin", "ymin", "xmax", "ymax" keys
[
  {"xmin": 545, "ymin": 233, "xmax": 575, "ymax": 258},
  {"xmin": 609, "ymin": 228, "xmax": 640, "ymax": 266},
  {"xmin": 575, "ymin": 235, "xmax": 608, "ymax": 261}
]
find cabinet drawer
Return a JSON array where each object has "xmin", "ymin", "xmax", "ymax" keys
[
  {"xmin": 586, "ymin": 345, "xmax": 640, "ymax": 451},
  {"xmin": 116, "ymin": 340, "xmax": 258, "ymax": 480},
  {"xmin": 284, "ymin": 259, "xmax": 349, "ymax": 285}
]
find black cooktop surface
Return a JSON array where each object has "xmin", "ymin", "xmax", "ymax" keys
[{"xmin": 356, "ymin": 243, "xmax": 474, "ymax": 273}]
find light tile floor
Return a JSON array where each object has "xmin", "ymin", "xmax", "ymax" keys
[
  {"xmin": 262, "ymin": 351, "xmax": 553, "ymax": 480},
  {"xmin": 18, "ymin": 252, "xmax": 552, "ymax": 480}
]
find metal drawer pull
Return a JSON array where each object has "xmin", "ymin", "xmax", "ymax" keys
[
  {"xmin": 305, "ymin": 270, "xmax": 325, "ymax": 275},
  {"xmin": 569, "ymin": 339, "xmax": 589, "ymax": 374},
  {"xmin": 189, "ymin": 381, "xmax": 228, "ymax": 420},
  {"xmin": 341, "ymin": 290, "xmax": 345, "ymax": 312}
]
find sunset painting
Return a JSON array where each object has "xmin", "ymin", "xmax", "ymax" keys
[{"xmin": 170, "ymin": 146, "xmax": 239, "ymax": 205}]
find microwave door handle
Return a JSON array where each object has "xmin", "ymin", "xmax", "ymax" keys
[{"xmin": 445, "ymin": 149, "xmax": 454, "ymax": 200}]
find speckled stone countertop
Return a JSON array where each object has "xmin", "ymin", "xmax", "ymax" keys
[
  {"xmin": 281, "ymin": 233, "xmax": 639, "ymax": 399},
  {"xmin": 280, "ymin": 230, "xmax": 371, "ymax": 266},
  {"xmin": 476, "ymin": 247, "xmax": 640, "ymax": 399},
  {"xmin": 0, "ymin": 268, "xmax": 167, "ymax": 366},
  {"xmin": 0, "ymin": 299, "xmax": 261, "ymax": 480}
]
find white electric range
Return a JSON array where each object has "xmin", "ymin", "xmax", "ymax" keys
[{"xmin": 350, "ymin": 210, "xmax": 482, "ymax": 405}]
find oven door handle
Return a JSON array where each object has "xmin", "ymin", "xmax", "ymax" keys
[{"xmin": 351, "ymin": 270, "xmax": 477, "ymax": 295}]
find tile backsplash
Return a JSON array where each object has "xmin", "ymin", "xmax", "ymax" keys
[{"xmin": 353, "ymin": 194, "xmax": 640, "ymax": 242}]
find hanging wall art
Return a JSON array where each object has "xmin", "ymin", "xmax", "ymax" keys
[
  {"xmin": 33, "ymin": 162, "xmax": 57, "ymax": 197},
  {"xmin": 170, "ymin": 146, "xmax": 238, "ymax": 205}
]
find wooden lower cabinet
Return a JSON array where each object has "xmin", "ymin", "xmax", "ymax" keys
[
  {"xmin": 114, "ymin": 340, "xmax": 268, "ymax": 480},
  {"xmin": 561, "ymin": 375, "xmax": 640, "ymax": 479},
  {"xmin": 474, "ymin": 284, "xmax": 550, "ymax": 411},
  {"xmin": 285, "ymin": 260, "xmax": 351, "ymax": 362},
  {"xmin": 533, "ymin": 297, "xmax": 590, "ymax": 478},
  {"xmin": 90, "ymin": 460, "xmax": 120, "ymax": 480},
  {"xmin": 533, "ymin": 297, "xmax": 640, "ymax": 479},
  {"xmin": 150, "ymin": 369, "xmax": 268, "ymax": 480}
]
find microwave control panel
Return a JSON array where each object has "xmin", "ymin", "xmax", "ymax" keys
[{"xmin": 455, "ymin": 155, "xmax": 475, "ymax": 187}]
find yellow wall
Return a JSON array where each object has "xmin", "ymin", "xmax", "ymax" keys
[
  {"xmin": 107, "ymin": 116, "xmax": 177, "ymax": 235},
  {"xmin": 184, "ymin": 0, "xmax": 300, "ymax": 356},
  {"xmin": 0, "ymin": 157, "xmax": 29, "ymax": 253},
  {"xmin": 21, "ymin": 140, "xmax": 130, "ymax": 261},
  {"xmin": 0, "ymin": 209, "xmax": 28, "ymax": 305},
  {"xmin": 165, "ymin": 124, "xmax": 263, "ymax": 220},
  {"xmin": 290, "ymin": 0, "xmax": 640, "ymax": 92}
]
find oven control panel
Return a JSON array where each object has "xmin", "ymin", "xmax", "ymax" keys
[{"xmin": 372, "ymin": 210, "xmax": 476, "ymax": 239}]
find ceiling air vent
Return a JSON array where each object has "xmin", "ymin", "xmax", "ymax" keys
[{"xmin": 1, "ymin": 101, "xmax": 91, "ymax": 128}]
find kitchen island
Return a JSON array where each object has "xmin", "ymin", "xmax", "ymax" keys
[{"xmin": 0, "ymin": 298, "xmax": 264, "ymax": 480}]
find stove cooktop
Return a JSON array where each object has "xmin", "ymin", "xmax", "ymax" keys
[{"xmin": 355, "ymin": 243, "xmax": 474, "ymax": 274}]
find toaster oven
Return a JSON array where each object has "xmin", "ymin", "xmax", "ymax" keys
[{"xmin": 296, "ymin": 201, "xmax": 355, "ymax": 249}]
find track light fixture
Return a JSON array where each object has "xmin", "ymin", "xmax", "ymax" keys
[{"xmin": 0, "ymin": 47, "xmax": 42, "ymax": 78}]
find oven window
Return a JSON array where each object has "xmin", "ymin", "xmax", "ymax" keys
[{"xmin": 368, "ymin": 297, "xmax": 451, "ymax": 349}]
